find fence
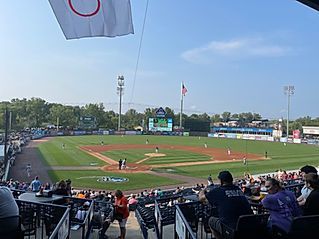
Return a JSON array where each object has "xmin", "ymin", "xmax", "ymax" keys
[{"xmin": 15, "ymin": 199, "xmax": 70, "ymax": 239}]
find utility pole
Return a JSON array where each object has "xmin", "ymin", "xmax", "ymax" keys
[
  {"xmin": 117, "ymin": 75, "xmax": 125, "ymax": 131},
  {"xmin": 4, "ymin": 107, "xmax": 9, "ymax": 166},
  {"xmin": 284, "ymin": 85, "xmax": 295, "ymax": 141}
]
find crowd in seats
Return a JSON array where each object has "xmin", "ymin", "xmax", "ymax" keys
[{"xmin": 1, "ymin": 163, "xmax": 319, "ymax": 239}]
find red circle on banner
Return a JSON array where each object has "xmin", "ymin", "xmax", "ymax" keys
[{"xmin": 68, "ymin": 0, "xmax": 101, "ymax": 17}]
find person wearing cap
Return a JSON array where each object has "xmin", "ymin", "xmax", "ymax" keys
[
  {"xmin": 199, "ymin": 171, "xmax": 253, "ymax": 239},
  {"xmin": 297, "ymin": 165, "xmax": 318, "ymax": 206}
]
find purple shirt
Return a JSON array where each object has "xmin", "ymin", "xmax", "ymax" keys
[{"xmin": 262, "ymin": 190, "xmax": 301, "ymax": 233}]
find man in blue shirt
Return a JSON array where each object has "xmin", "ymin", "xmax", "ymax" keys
[
  {"xmin": 30, "ymin": 176, "xmax": 41, "ymax": 192},
  {"xmin": 199, "ymin": 171, "xmax": 253, "ymax": 239}
]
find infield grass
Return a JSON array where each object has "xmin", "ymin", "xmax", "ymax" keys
[
  {"xmin": 48, "ymin": 170, "xmax": 182, "ymax": 191},
  {"xmin": 102, "ymin": 149, "xmax": 210, "ymax": 164}
]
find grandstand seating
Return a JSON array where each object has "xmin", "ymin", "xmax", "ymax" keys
[{"xmin": 222, "ymin": 214, "xmax": 270, "ymax": 239}]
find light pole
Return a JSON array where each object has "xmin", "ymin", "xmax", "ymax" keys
[
  {"xmin": 117, "ymin": 75, "xmax": 125, "ymax": 131},
  {"xmin": 284, "ymin": 85, "xmax": 295, "ymax": 141}
]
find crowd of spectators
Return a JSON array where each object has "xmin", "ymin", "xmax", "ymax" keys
[{"xmin": 1, "ymin": 164, "xmax": 318, "ymax": 239}]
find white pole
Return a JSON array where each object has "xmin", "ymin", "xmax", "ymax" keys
[
  {"xmin": 57, "ymin": 117, "xmax": 59, "ymax": 131},
  {"xmin": 180, "ymin": 94, "xmax": 183, "ymax": 129}
]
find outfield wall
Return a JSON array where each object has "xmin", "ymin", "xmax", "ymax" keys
[{"xmin": 208, "ymin": 132, "xmax": 274, "ymax": 141}]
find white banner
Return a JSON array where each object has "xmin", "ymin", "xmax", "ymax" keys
[{"xmin": 49, "ymin": 0, "xmax": 134, "ymax": 39}]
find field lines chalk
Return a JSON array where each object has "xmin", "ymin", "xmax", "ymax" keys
[
  {"xmin": 136, "ymin": 157, "xmax": 151, "ymax": 164},
  {"xmin": 79, "ymin": 147, "xmax": 117, "ymax": 165}
]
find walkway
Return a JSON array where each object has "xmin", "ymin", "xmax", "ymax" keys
[{"xmin": 9, "ymin": 140, "xmax": 51, "ymax": 183}]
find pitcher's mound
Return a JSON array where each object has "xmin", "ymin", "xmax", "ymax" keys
[{"xmin": 145, "ymin": 153, "xmax": 166, "ymax": 157}]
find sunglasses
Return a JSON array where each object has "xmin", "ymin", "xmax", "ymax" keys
[{"xmin": 265, "ymin": 185, "xmax": 273, "ymax": 191}]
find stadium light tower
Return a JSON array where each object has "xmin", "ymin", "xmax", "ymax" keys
[
  {"xmin": 284, "ymin": 85, "xmax": 295, "ymax": 141},
  {"xmin": 117, "ymin": 75, "xmax": 125, "ymax": 131}
]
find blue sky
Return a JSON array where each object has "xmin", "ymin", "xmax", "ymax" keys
[{"xmin": 0, "ymin": 0, "xmax": 318, "ymax": 120}]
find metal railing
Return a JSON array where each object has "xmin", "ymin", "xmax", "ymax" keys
[
  {"xmin": 49, "ymin": 207, "xmax": 71, "ymax": 239},
  {"xmin": 15, "ymin": 199, "xmax": 69, "ymax": 239},
  {"xmin": 175, "ymin": 204, "xmax": 196, "ymax": 239}
]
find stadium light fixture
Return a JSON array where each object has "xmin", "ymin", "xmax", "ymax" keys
[
  {"xmin": 284, "ymin": 85, "xmax": 295, "ymax": 141},
  {"xmin": 117, "ymin": 75, "xmax": 125, "ymax": 131}
]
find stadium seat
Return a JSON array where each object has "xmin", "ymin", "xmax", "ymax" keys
[
  {"xmin": 222, "ymin": 214, "xmax": 270, "ymax": 239},
  {"xmin": 0, "ymin": 215, "xmax": 23, "ymax": 239},
  {"xmin": 288, "ymin": 215, "xmax": 319, "ymax": 239}
]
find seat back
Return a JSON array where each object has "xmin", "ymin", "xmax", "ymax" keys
[
  {"xmin": 0, "ymin": 215, "xmax": 22, "ymax": 239},
  {"xmin": 289, "ymin": 215, "xmax": 319, "ymax": 239},
  {"xmin": 234, "ymin": 214, "xmax": 269, "ymax": 239}
]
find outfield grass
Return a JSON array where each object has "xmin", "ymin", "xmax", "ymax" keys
[
  {"xmin": 48, "ymin": 170, "xmax": 182, "ymax": 191},
  {"xmin": 154, "ymin": 151, "xmax": 319, "ymax": 180},
  {"xmin": 102, "ymin": 149, "xmax": 210, "ymax": 164}
]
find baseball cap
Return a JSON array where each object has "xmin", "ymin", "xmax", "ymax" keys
[
  {"xmin": 218, "ymin": 171, "xmax": 233, "ymax": 183},
  {"xmin": 83, "ymin": 201, "xmax": 90, "ymax": 206}
]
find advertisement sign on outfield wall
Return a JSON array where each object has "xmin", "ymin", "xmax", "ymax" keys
[
  {"xmin": 303, "ymin": 126, "xmax": 319, "ymax": 135},
  {"xmin": 293, "ymin": 138, "xmax": 301, "ymax": 144}
]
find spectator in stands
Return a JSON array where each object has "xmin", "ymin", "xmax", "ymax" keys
[
  {"xmin": 53, "ymin": 180, "xmax": 69, "ymax": 196},
  {"xmin": 128, "ymin": 194, "xmax": 138, "ymax": 206},
  {"xmin": 207, "ymin": 174, "xmax": 213, "ymax": 186},
  {"xmin": 99, "ymin": 206, "xmax": 114, "ymax": 239},
  {"xmin": 192, "ymin": 183, "xmax": 202, "ymax": 193},
  {"xmin": 75, "ymin": 201, "xmax": 90, "ymax": 222},
  {"xmin": 303, "ymin": 173, "xmax": 319, "ymax": 215},
  {"xmin": 66, "ymin": 179, "xmax": 72, "ymax": 196},
  {"xmin": 0, "ymin": 185, "xmax": 19, "ymax": 233},
  {"xmin": 297, "ymin": 165, "xmax": 318, "ymax": 206},
  {"xmin": 114, "ymin": 190, "xmax": 129, "ymax": 239},
  {"xmin": 30, "ymin": 176, "xmax": 41, "ymax": 192},
  {"xmin": 175, "ymin": 186, "xmax": 182, "ymax": 194},
  {"xmin": 44, "ymin": 182, "xmax": 51, "ymax": 190},
  {"xmin": 199, "ymin": 171, "xmax": 253, "ymax": 239},
  {"xmin": 76, "ymin": 190, "xmax": 86, "ymax": 199},
  {"xmin": 262, "ymin": 178, "xmax": 301, "ymax": 236},
  {"xmin": 156, "ymin": 188, "xmax": 163, "ymax": 197}
]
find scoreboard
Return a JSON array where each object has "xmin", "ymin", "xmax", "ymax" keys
[{"xmin": 148, "ymin": 118, "xmax": 173, "ymax": 132}]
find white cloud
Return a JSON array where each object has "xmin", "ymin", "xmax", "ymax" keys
[{"xmin": 181, "ymin": 37, "xmax": 291, "ymax": 64}]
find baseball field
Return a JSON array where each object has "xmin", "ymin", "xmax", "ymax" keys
[{"xmin": 37, "ymin": 135, "xmax": 319, "ymax": 191}]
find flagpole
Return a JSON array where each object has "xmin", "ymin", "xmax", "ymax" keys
[
  {"xmin": 180, "ymin": 85, "xmax": 183, "ymax": 129},
  {"xmin": 180, "ymin": 95, "xmax": 183, "ymax": 129}
]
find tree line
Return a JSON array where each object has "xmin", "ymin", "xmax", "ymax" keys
[{"xmin": 0, "ymin": 98, "xmax": 318, "ymax": 132}]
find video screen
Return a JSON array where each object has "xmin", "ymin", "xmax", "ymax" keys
[{"xmin": 148, "ymin": 118, "xmax": 173, "ymax": 132}]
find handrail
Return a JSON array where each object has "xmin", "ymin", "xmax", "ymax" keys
[
  {"xmin": 49, "ymin": 207, "xmax": 71, "ymax": 239},
  {"xmin": 175, "ymin": 204, "xmax": 196, "ymax": 239}
]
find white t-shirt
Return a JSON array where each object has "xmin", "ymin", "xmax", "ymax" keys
[
  {"xmin": 75, "ymin": 210, "xmax": 87, "ymax": 221},
  {"xmin": 301, "ymin": 185, "xmax": 312, "ymax": 200}
]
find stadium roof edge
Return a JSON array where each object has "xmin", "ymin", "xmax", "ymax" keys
[{"xmin": 297, "ymin": 0, "xmax": 319, "ymax": 11}]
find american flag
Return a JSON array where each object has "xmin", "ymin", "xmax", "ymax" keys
[{"xmin": 182, "ymin": 83, "xmax": 188, "ymax": 96}]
